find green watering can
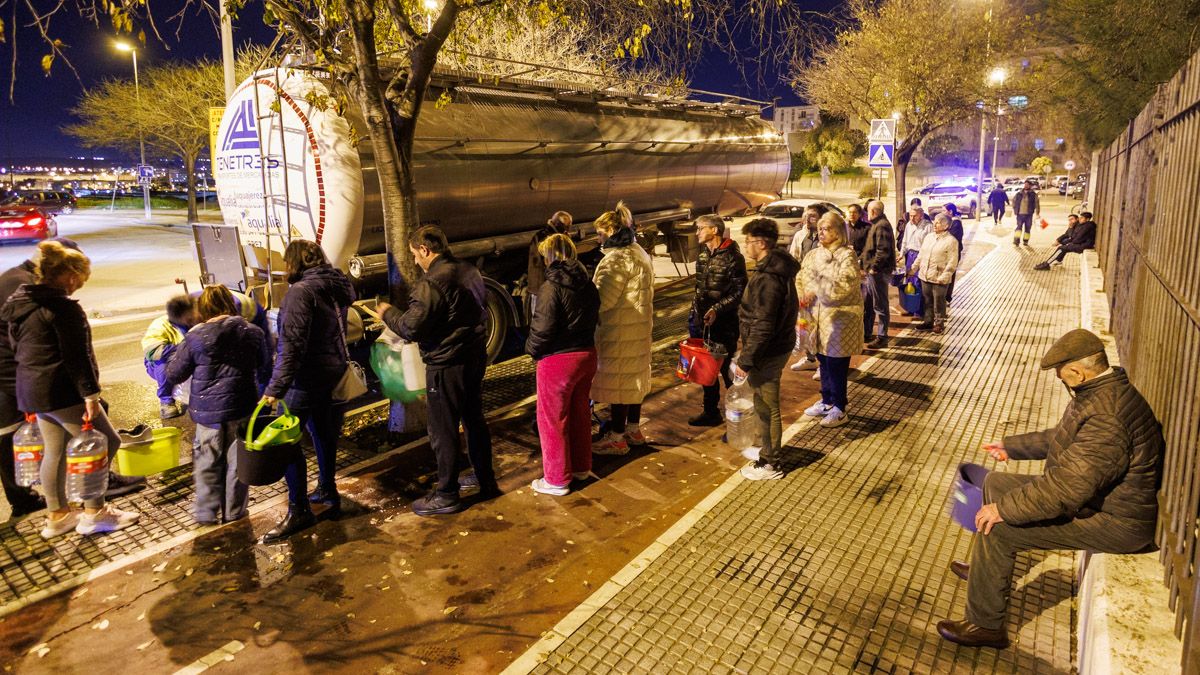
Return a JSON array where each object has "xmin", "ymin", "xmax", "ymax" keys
[
  {"xmin": 237, "ymin": 400, "xmax": 304, "ymax": 486},
  {"xmin": 246, "ymin": 400, "xmax": 302, "ymax": 451}
]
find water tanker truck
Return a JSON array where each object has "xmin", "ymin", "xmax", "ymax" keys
[{"xmin": 205, "ymin": 66, "xmax": 788, "ymax": 361}]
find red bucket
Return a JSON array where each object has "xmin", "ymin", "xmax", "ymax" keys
[{"xmin": 677, "ymin": 338, "xmax": 726, "ymax": 387}]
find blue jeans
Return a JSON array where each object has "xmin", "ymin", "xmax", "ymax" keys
[
  {"xmin": 816, "ymin": 354, "xmax": 850, "ymax": 410},
  {"xmin": 864, "ymin": 271, "xmax": 891, "ymax": 338},
  {"xmin": 283, "ymin": 401, "xmax": 344, "ymax": 504}
]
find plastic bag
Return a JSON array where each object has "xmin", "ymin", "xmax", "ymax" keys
[
  {"xmin": 794, "ymin": 306, "xmax": 816, "ymax": 355},
  {"xmin": 370, "ymin": 329, "xmax": 425, "ymax": 402},
  {"xmin": 1039, "ymin": 217, "xmax": 1050, "ymax": 229}
]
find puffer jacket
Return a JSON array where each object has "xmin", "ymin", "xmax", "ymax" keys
[
  {"xmin": 799, "ymin": 245, "xmax": 864, "ymax": 358},
  {"xmin": 591, "ymin": 228, "xmax": 654, "ymax": 404},
  {"xmin": 165, "ymin": 315, "xmax": 269, "ymax": 425},
  {"xmin": 692, "ymin": 238, "xmax": 747, "ymax": 344},
  {"xmin": 265, "ymin": 264, "xmax": 355, "ymax": 405},
  {"xmin": 736, "ymin": 248, "xmax": 800, "ymax": 371},
  {"xmin": 140, "ymin": 315, "xmax": 187, "ymax": 362},
  {"xmin": 1062, "ymin": 219, "xmax": 1097, "ymax": 251},
  {"xmin": 383, "ymin": 254, "xmax": 488, "ymax": 367},
  {"xmin": 526, "ymin": 259, "xmax": 600, "ymax": 360},
  {"xmin": 861, "ymin": 215, "xmax": 896, "ymax": 274},
  {"xmin": 999, "ymin": 368, "xmax": 1164, "ymax": 540},
  {"xmin": 914, "ymin": 231, "xmax": 960, "ymax": 285},
  {"xmin": 0, "ymin": 283, "xmax": 100, "ymax": 413},
  {"xmin": 0, "ymin": 261, "xmax": 35, "ymax": 427}
]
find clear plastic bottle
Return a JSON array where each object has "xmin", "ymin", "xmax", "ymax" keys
[
  {"xmin": 12, "ymin": 413, "xmax": 43, "ymax": 487},
  {"xmin": 724, "ymin": 381, "xmax": 758, "ymax": 451},
  {"xmin": 65, "ymin": 420, "xmax": 109, "ymax": 503}
]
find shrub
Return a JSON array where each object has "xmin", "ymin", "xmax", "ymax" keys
[{"xmin": 857, "ymin": 181, "xmax": 888, "ymax": 199}]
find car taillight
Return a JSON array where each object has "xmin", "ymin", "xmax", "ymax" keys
[{"xmin": 27, "ymin": 216, "xmax": 44, "ymax": 226}]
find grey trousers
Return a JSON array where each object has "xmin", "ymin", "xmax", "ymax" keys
[
  {"xmin": 966, "ymin": 472, "xmax": 1152, "ymax": 630},
  {"xmin": 193, "ymin": 419, "xmax": 250, "ymax": 523},
  {"xmin": 748, "ymin": 351, "xmax": 789, "ymax": 466},
  {"xmin": 921, "ymin": 281, "xmax": 949, "ymax": 324},
  {"xmin": 37, "ymin": 403, "xmax": 122, "ymax": 511}
]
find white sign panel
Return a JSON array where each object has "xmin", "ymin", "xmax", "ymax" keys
[
  {"xmin": 869, "ymin": 119, "xmax": 897, "ymax": 143},
  {"xmin": 1064, "ymin": 160, "xmax": 1076, "ymax": 171}
]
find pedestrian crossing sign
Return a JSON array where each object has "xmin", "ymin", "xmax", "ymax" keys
[{"xmin": 868, "ymin": 143, "xmax": 894, "ymax": 168}]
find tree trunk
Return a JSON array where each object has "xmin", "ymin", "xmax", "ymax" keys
[
  {"xmin": 893, "ymin": 141, "xmax": 919, "ymax": 220},
  {"xmin": 184, "ymin": 151, "xmax": 198, "ymax": 223}
]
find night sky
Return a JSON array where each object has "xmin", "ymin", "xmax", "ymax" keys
[{"xmin": 0, "ymin": 5, "xmax": 810, "ymax": 162}]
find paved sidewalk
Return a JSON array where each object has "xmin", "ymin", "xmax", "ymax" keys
[{"xmin": 516, "ymin": 228, "xmax": 1083, "ymax": 673}]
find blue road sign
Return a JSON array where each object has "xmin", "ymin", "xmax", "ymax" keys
[{"xmin": 868, "ymin": 143, "xmax": 894, "ymax": 168}]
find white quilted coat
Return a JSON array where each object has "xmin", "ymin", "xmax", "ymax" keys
[
  {"xmin": 591, "ymin": 243, "xmax": 655, "ymax": 404},
  {"xmin": 799, "ymin": 244, "xmax": 864, "ymax": 358}
]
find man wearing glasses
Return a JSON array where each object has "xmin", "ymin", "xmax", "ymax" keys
[
  {"xmin": 688, "ymin": 215, "xmax": 747, "ymax": 427},
  {"xmin": 732, "ymin": 218, "xmax": 800, "ymax": 481}
]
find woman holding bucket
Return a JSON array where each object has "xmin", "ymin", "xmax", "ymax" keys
[
  {"xmin": 525, "ymin": 234, "xmax": 600, "ymax": 495},
  {"xmin": 165, "ymin": 284, "xmax": 270, "ymax": 525},
  {"xmin": 0, "ymin": 240, "xmax": 138, "ymax": 538},
  {"xmin": 260, "ymin": 240, "xmax": 356, "ymax": 543}
]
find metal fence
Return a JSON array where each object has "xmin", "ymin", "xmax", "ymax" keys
[{"xmin": 1091, "ymin": 47, "xmax": 1200, "ymax": 672}]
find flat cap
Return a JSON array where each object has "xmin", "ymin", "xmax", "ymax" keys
[{"xmin": 1040, "ymin": 328, "xmax": 1105, "ymax": 370}]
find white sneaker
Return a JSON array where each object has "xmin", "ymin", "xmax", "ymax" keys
[
  {"xmin": 530, "ymin": 478, "xmax": 570, "ymax": 496},
  {"xmin": 804, "ymin": 402, "xmax": 833, "ymax": 417},
  {"xmin": 592, "ymin": 432, "xmax": 629, "ymax": 456},
  {"xmin": 572, "ymin": 471, "xmax": 593, "ymax": 481},
  {"xmin": 40, "ymin": 512, "xmax": 80, "ymax": 540},
  {"xmin": 820, "ymin": 407, "xmax": 848, "ymax": 428},
  {"xmin": 790, "ymin": 358, "xmax": 818, "ymax": 372},
  {"xmin": 624, "ymin": 425, "xmax": 647, "ymax": 446},
  {"xmin": 740, "ymin": 461, "xmax": 783, "ymax": 481},
  {"xmin": 811, "ymin": 367, "xmax": 822, "ymax": 381},
  {"xmin": 76, "ymin": 504, "xmax": 140, "ymax": 535},
  {"xmin": 740, "ymin": 446, "xmax": 761, "ymax": 462}
]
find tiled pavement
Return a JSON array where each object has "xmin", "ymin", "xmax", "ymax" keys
[
  {"xmin": 0, "ymin": 281, "xmax": 696, "ymax": 612},
  {"xmin": 523, "ymin": 237, "xmax": 1083, "ymax": 674}
]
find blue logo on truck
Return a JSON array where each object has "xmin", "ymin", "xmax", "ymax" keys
[{"xmin": 222, "ymin": 100, "xmax": 259, "ymax": 152}]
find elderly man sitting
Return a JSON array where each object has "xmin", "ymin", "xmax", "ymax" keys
[{"xmin": 937, "ymin": 328, "xmax": 1164, "ymax": 649}]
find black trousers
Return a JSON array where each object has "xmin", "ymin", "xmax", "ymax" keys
[{"xmin": 427, "ymin": 348, "xmax": 494, "ymax": 496}]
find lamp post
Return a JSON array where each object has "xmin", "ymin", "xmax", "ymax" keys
[
  {"xmin": 115, "ymin": 41, "xmax": 151, "ymax": 221},
  {"xmin": 975, "ymin": 66, "xmax": 1006, "ymax": 221}
]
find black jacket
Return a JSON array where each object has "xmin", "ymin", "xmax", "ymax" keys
[
  {"xmin": 384, "ymin": 254, "xmax": 488, "ymax": 367},
  {"xmin": 265, "ymin": 264, "xmax": 355, "ymax": 405},
  {"xmin": 525, "ymin": 259, "xmax": 600, "ymax": 360},
  {"xmin": 987, "ymin": 187, "xmax": 1009, "ymax": 209},
  {"xmin": 1061, "ymin": 219, "xmax": 1097, "ymax": 251},
  {"xmin": 848, "ymin": 218, "xmax": 871, "ymax": 259},
  {"xmin": 692, "ymin": 238, "xmax": 747, "ymax": 343},
  {"xmin": 166, "ymin": 316, "xmax": 270, "ymax": 426},
  {"xmin": 861, "ymin": 215, "xmax": 896, "ymax": 274},
  {"xmin": 0, "ymin": 283, "xmax": 100, "ymax": 413},
  {"xmin": 737, "ymin": 248, "xmax": 800, "ymax": 371},
  {"xmin": 0, "ymin": 260, "xmax": 35, "ymax": 426},
  {"xmin": 1000, "ymin": 368, "xmax": 1163, "ymax": 541}
]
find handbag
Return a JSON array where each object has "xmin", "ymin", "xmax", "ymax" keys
[{"xmin": 331, "ymin": 304, "xmax": 369, "ymax": 402}]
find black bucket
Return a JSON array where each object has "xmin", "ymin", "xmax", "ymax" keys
[{"xmin": 236, "ymin": 413, "xmax": 303, "ymax": 487}]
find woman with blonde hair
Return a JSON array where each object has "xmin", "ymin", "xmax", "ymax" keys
[
  {"xmin": 798, "ymin": 211, "xmax": 864, "ymax": 428},
  {"xmin": 590, "ymin": 207, "xmax": 655, "ymax": 454},
  {"xmin": 525, "ymin": 234, "xmax": 601, "ymax": 495},
  {"xmin": 0, "ymin": 240, "xmax": 139, "ymax": 538}
]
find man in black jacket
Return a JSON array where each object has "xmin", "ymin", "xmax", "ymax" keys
[
  {"xmin": 378, "ymin": 226, "xmax": 496, "ymax": 516},
  {"xmin": 1034, "ymin": 212, "xmax": 1097, "ymax": 270},
  {"xmin": 732, "ymin": 218, "xmax": 800, "ymax": 481},
  {"xmin": 688, "ymin": 214, "xmax": 747, "ymax": 427},
  {"xmin": 861, "ymin": 200, "xmax": 896, "ymax": 349},
  {"xmin": 938, "ymin": 329, "xmax": 1164, "ymax": 649}
]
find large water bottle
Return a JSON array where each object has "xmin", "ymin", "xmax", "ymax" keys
[
  {"xmin": 725, "ymin": 381, "xmax": 759, "ymax": 451},
  {"xmin": 65, "ymin": 420, "xmax": 109, "ymax": 503},
  {"xmin": 12, "ymin": 414, "xmax": 43, "ymax": 487}
]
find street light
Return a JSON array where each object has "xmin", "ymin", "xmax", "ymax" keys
[
  {"xmin": 975, "ymin": 66, "xmax": 1007, "ymax": 221},
  {"xmin": 115, "ymin": 40, "xmax": 151, "ymax": 221},
  {"xmin": 988, "ymin": 68, "xmax": 1007, "ymax": 187}
]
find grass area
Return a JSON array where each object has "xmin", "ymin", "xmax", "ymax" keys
[{"xmin": 77, "ymin": 196, "xmax": 190, "ymax": 210}]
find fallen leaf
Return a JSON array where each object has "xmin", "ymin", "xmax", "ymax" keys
[
  {"xmin": 458, "ymin": 531, "xmax": 469, "ymax": 537},
  {"xmin": 152, "ymin": 562, "xmax": 167, "ymax": 573},
  {"xmin": 323, "ymin": 552, "xmax": 333, "ymax": 558},
  {"xmin": 70, "ymin": 587, "xmax": 88, "ymax": 599},
  {"xmin": 380, "ymin": 586, "xmax": 391, "ymax": 591},
  {"xmin": 27, "ymin": 643, "xmax": 48, "ymax": 655},
  {"xmin": 137, "ymin": 612, "xmax": 146, "ymax": 621},
  {"xmin": 184, "ymin": 568, "xmax": 194, "ymax": 577},
  {"xmin": 91, "ymin": 619, "xmax": 110, "ymax": 631},
  {"xmin": 546, "ymin": 578, "xmax": 555, "ymax": 584},
  {"xmin": 369, "ymin": 619, "xmax": 377, "ymax": 624},
  {"xmin": 443, "ymin": 606, "xmax": 458, "ymax": 615},
  {"xmin": 340, "ymin": 568, "xmax": 348, "ymax": 573},
  {"xmin": 496, "ymin": 515, "xmax": 504, "ymax": 521},
  {"xmin": 566, "ymin": 540, "xmax": 575, "ymax": 545},
  {"xmin": 272, "ymin": 554, "xmax": 285, "ymax": 563},
  {"xmin": 583, "ymin": 580, "xmax": 591, "ymax": 587},
  {"xmin": 103, "ymin": 595, "xmax": 118, "ymax": 602},
  {"xmin": 136, "ymin": 639, "xmax": 155, "ymax": 651},
  {"xmin": 125, "ymin": 571, "xmax": 133, "ymax": 576},
  {"xmin": 381, "ymin": 575, "xmax": 390, "ymax": 581},
  {"xmin": 35, "ymin": 647, "xmax": 49, "ymax": 659},
  {"xmin": 399, "ymin": 558, "xmax": 407, "ymax": 566},
  {"xmin": 253, "ymin": 621, "xmax": 262, "ymax": 630},
  {"xmin": 347, "ymin": 613, "xmax": 355, "ymax": 619},
  {"xmin": 384, "ymin": 516, "xmax": 394, "ymax": 522},
  {"xmin": 403, "ymin": 570, "xmax": 413, "ymax": 575}
]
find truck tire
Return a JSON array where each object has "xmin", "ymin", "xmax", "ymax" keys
[{"xmin": 484, "ymin": 286, "xmax": 512, "ymax": 365}]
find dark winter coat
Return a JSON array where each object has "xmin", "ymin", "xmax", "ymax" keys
[
  {"xmin": 948, "ymin": 218, "xmax": 965, "ymax": 256},
  {"xmin": 736, "ymin": 248, "xmax": 800, "ymax": 372},
  {"xmin": 1013, "ymin": 189, "xmax": 1040, "ymax": 216},
  {"xmin": 848, "ymin": 218, "xmax": 872, "ymax": 259},
  {"xmin": 692, "ymin": 238, "xmax": 747, "ymax": 345},
  {"xmin": 383, "ymin": 254, "xmax": 488, "ymax": 367},
  {"xmin": 861, "ymin": 215, "xmax": 897, "ymax": 274},
  {"xmin": 165, "ymin": 315, "xmax": 270, "ymax": 426},
  {"xmin": 1061, "ymin": 219, "xmax": 1097, "ymax": 252},
  {"xmin": 525, "ymin": 259, "xmax": 600, "ymax": 360},
  {"xmin": 987, "ymin": 187, "xmax": 1009, "ymax": 210},
  {"xmin": 527, "ymin": 224, "xmax": 571, "ymax": 297},
  {"xmin": 0, "ymin": 260, "xmax": 35, "ymax": 427},
  {"xmin": 264, "ymin": 264, "xmax": 356, "ymax": 407},
  {"xmin": 999, "ymin": 368, "xmax": 1163, "ymax": 541},
  {"xmin": 0, "ymin": 283, "xmax": 100, "ymax": 414}
]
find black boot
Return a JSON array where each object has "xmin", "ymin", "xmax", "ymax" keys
[
  {"xmin": 262, "ymin": 502, "xmax": 317, "ymax": 544},
  {"xmin": 688, "ymin": 410, "xmax": 723, "ymax": 427},
  {"xmin": 308, "ymin": 485, "xmax": 342, "ymax": 518}
]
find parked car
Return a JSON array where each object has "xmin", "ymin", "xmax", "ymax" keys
[
  {"xmin": 16, "ymin": 190, "xmax": 77, "ymax": 215},
  {"xmin": 1053, "ymin": 175, "xmax": 1069, "ymax": 192},
  {"xmin": 1024, "ymin": 175, "xmax": 1047, "ymax": 190},
  {"xmin": 920, "ymin": 181, "xmax": 989, "ymax": 218},
  {"xmin": 0, "ymin": 205, "xmax": 57, "ymax": 244},
  {"xmin": 758, "ymin": 199, "xmax": 847, "ymax": 246},
  {"xmin": 1069, "ymin": 174, "xmax": 1088, "ymax": 199}
]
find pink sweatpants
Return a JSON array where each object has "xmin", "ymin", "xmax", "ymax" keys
[{"xmin": 536, "ymin": 349, "xmax": 598, "ymax": 486}]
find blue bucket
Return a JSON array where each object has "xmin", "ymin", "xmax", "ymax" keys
[{"xmin": 949, "ymin": 463, "xmax": 990, "ymax": 532}]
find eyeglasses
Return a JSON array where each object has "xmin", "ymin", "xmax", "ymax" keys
[{"xmin": 746, "ymin": 238, "xmax": 769, "ymax": 247}]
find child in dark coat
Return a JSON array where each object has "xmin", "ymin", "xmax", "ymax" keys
[{"xmin": 165, "ymin": 285, "xmax": 270, "ymax": 525}]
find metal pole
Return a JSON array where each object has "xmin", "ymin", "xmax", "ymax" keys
[
  {"xmin": 975, "ymin": 111, "xmax": 987, "ymax": 221},
  {"xmin": 220, "ymin": 3, "xmax": 236, "ymax": 101},
  {"xmin": 132, "ymin": 49, "xmax": 151, "ymax": 221},
  {"xmin": 991, "ymin": 103, "xmax": 1002, "ymax": 182}
]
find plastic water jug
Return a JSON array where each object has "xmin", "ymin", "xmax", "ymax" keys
[
  {"xmin": 13, "ymin": 413, "xmax": 43, "ymax": 487},
  {"xmin": 724, "ymin": 382, "xmax": 759, "ymax": 451},
  {"xmin": 400, "ymin": 341, "xmax": 425, "ymax": 392},
  {"xmin": 65, "ymin": 420, "xmax": 109, "ymax": 503}
]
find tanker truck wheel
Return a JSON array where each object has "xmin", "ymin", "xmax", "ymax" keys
[{"xmin": 484, "ymin": 287, "xmax": 511, "ymax": 365}]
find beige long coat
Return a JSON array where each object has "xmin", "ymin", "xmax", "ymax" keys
[
  {"xmin": 799, "ymin": 244, "xmax": 864, "ymax": 358},
  {"xmin": 591, "ymin": 243, "xmax": 655, "ymax": 404}
]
